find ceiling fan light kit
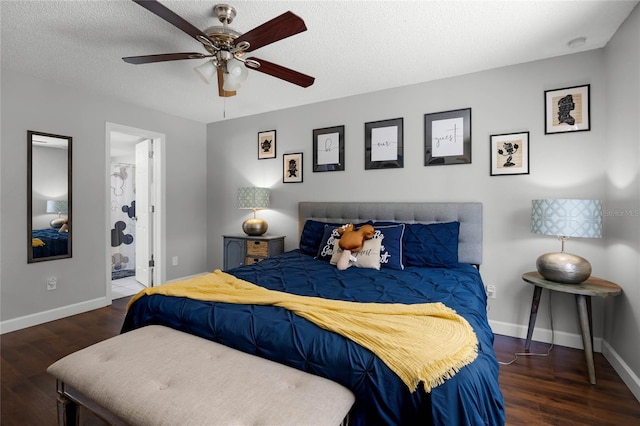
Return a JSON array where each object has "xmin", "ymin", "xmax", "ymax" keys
[{"xmin": 124, "ymin": 0, "xmax": 315, "ymax": 98}]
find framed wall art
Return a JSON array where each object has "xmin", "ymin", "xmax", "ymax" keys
[
  {"xmin": 283, "ymin": 152, "xmax": 303, "ymax": 183},
  {"xmin": 313, "ymin": 125, "xmax": 344, "ymax": 172},
  {"xmin": 258, "ymin": 130, "xmax": 276, "ymax": 159},
  {"xmin": 424, "ymin": 108, "xmax": 471, "ymax": 166},
  {"xmin": 364, "ymin": 118, "xmax": 403, "ymax": 169},
  {"xmin": 490, "ymin": 131, "xmax": 530, "ymax": 176},
  {"xmin": 544, "ymin": 84, "xmax": 590, "ymax": 134}
]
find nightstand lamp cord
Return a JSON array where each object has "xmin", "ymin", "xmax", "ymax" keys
[{"xmin": 499, "ymin": 294, "xmax": 554, "ymax": 365}]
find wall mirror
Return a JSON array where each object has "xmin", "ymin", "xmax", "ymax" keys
[{"xmin": 27, "ymin": 130, "xmax": 72, "ymax": 263}]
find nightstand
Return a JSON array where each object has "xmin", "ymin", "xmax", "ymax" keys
[
  {"xmin": 223, "ymin": 234, "xmax": 285, "ymax": 270},
  {"xmin": 521, "ymin": 271, "xmax": 622, "ymax": 384}
]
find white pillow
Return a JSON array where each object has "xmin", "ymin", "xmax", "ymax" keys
[{"xmin": 329, "ymin": 238, "xmax": 382, "ymax": 270}]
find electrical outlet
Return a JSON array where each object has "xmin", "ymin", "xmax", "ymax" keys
[
  {"xmin": 486, "ymin": 284, "xmax": 496, "ymax": 299},
  {"xmin": 172, "ymin": 256, "xmax": 179, "ymax": 266},
  {"xmin": 47, "ymin": 277, "xmax": 57, "ymax": 291}
]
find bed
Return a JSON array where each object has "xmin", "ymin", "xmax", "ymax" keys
[
  {"xmin": 122, "ymin": 202, "xmax": 505, "ymax": 425},
  {"xmin": 32, "ymin": 228, "xmax": 69, "ymax": 258}
]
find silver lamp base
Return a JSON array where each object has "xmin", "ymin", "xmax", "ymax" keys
[
  {"xmin": 50, "ymin": 218, "xmax": 66, "ymax": 229},
  {"xmin": 536, "ymin": 252, "xmax": 592, "ymax": 284},
  {"xmin": 242, "ymin": 218, "xmax": 268, "ymax": 236}
]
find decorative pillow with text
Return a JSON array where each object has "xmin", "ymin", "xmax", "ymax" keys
[
  {"xmin": 329, "ymin": 238, "xmax": 382, "ymax": 270},
  {"xmin": 371, "ymin": 224, "xmax": 405, "ymax": 270}
]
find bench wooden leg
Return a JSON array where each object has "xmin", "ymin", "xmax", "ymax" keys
[{"xmin": 56, "ymin": 380, "xmax": 79, "ymax": 426}]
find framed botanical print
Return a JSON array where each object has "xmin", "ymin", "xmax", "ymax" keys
[
  {"xmin": 544, "ymin": 84, "xmax": 590, "ymax": 134},
  {"xmin": 424, "ymin": 108, "xmax": 471, "ymax": 166},
  {"xmin": 313, "ymin": 125, "xmax": 344, "ymax": 172},
  {"xmin": 258, "ymin": 130, "xmax": 276, "ymax": 159},
  {"xmin": 490, "ymin": 131, "xmax": 530, "ymax": 176},
  {"xmin": 283, "ymin": 152, "xmax": 303, "ymax": 183},
  {"xmin": 364, "ymin": 118, "xmax": 403, "ymax": 169}
]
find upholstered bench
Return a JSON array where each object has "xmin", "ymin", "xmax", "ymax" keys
[{"xmin": 47, "ymin": 325, "xmax": 355, "ymax": 426}]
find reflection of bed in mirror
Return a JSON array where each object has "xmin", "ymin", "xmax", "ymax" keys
[{"xmin": 32, "ymin": 228, "xmax": 69, "ymax": 258}]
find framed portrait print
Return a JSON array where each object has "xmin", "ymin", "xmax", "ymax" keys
[
  {"xmin": 258, "ymin": 130, "xmax": 276, "ymax": 159},
  {"xmin": 544, "ymin": 84, "xmax": 590, "ymax": 134},
  {"xmin": 283, "ymin": 152, "xmax": 303, "ymax": 183},
  {"xmin": 313, "ymin": 125, "xmax": 344, "ymax": 172},
  {"xmin": 424, "ymin": 108, "xmax": 471, "ymax": 166},
  {"xmin": 364, "ymin": 118, "xmax": 403, "ymax": 169},
  {"xmin": 490, "ymin": 131, "xmax": 530, "ymax": 176}
]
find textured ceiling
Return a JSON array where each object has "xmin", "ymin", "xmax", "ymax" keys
[{"xmin": 1, "ymin": 1, "xmax": 637, "ymax": 124}]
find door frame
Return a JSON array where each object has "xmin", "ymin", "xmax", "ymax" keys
[{"xmin": 105, "ymin": 122, "xmax": 166, "ymax": 302}]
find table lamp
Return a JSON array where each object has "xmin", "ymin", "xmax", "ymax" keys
[
  {"xmin": 238, "ymin": 187, "xmax": 270, "ymax": 236},
  {"xmin": 531, "ymin": 199, "xmax": 602, "ymax": 283},
  {"xmin": 46, "ymin": 200, "xmax": 68, "ymax": 228}
]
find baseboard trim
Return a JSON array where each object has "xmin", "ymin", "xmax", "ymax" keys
[
  {"xmin": 602, "ymin": 340, "xmax": 640, "ymax": 402},
  {"xmin": 0, "ymin": 298, "xmax": 108, "ymax": 334},
  {"xmin": 488, "ymin": 319, "xmax": 602, "ymax": 352}
]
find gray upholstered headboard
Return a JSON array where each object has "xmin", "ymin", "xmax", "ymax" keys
[{"xmin": 298, "ymin": 202, "xmax": 482, "ymax": 266}]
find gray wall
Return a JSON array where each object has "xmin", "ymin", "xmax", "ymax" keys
[
  {"xmin": 207, "ymin": 16, "xmax": 638, "ymax": 395},
  {"xmin": 1, "ymin": 70, "xmax": 208, "ymax": 325},
  {"xmin": 603, "ymin": 4, "xmax": 640, "ymax": 391}
]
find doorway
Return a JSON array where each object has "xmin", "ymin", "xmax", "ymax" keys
[{"xmin": 106, "ymin": 123, "xmax": 165, "ymax": 301}]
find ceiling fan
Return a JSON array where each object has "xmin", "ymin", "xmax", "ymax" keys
[{"xmin": 123, "ymin": 0, "xmax": 315, "ymax": 97}]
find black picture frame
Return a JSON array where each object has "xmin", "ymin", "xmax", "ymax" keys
[
  {"xmin": 313, "ymin": 125, "xmax": 345, "ymax": 172},
  {"xmin": 490, "ymin": 131, "xmax": 530, "ymax": 176},
  {"xmin": 424, "ymin": 108, "xmax": 472, "ymax": 166},
  {"xmin": 258, "ymin": 130, "xmax": 276, "ymax": 159},
  {"xmin": 283, "ymin": 152, "xmax": 303, "ymax": 183},
  {"xmin": 364, "ymin": 118, "xmax": 403, "ymax": 170},
  {"xmin": 544, "ymin": 84, "xmax": 590, "ymax": 134}
]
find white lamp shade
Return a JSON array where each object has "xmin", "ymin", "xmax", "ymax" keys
[
  {"xmin": 238, "ymin": 187, "xmax": 270, "ymax": 210},
  {"xmin": 531, "ymin": 199, "xmax": 602, "ymax": 238},
  {"xmin": 223, "ymin": 59, "xmax": 248, "ymax": 91},
  {"xmin": 227, "ymin": 58, "xmax": 248, "ymax": 81},
  {"xmin": 194, "ymin": 60, "xmax": 217, "ymax": 84},
  {"xmin": 46, "ymin": 200, "xmax": 68, "ymax": 214}
]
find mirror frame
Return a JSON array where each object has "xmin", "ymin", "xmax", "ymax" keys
[{"xmin": 27, "ymin": 130, "xmax": 73, "ymax": 263}]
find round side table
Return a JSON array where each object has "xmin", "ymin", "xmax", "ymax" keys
[{"xmin": 521, "ymin": 271, "xmax": 622, "ymax": 384}]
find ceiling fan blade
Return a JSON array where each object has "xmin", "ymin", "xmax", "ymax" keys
[
  {"xmin": 123, "ymin": 52, "xmax": 209, "ymax": 64},
  {"xmin": 247, "ymin": 57, "xmax": 315, "ymax": 88},
  {"xmin": 132, "ymin": 0, "xmax": 213, "ymax": 44},
  {"xmin": 236, "ymin": 11, "xmax": 307, "ymax": 52},
  {"xmin": 217, "ymin": 68, "xmax": 236, "ymax": 97}
]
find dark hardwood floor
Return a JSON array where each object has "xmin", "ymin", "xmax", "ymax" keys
[{"xmin": 2, "ymin": 296, "xmax": 639, "ymax": 425}]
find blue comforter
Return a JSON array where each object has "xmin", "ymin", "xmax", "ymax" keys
[
  {"xmin": 32, "ymin": 228, "xmax": 68, "ymax": 258},
  {"xmin": 122, "ymin": 250, "xmax": 504, "ymax": 425}
]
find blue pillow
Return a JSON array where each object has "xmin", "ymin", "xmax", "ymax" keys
[
  {"xmin": 403, "ymin": 222, "xmax": 460, "ymax": 268},
  {"xmin": 299, "ymin": 220, "xmax": 331, "ymax": 255},
  {"xmin": 371, "ymin": 224, "xmax": 405, "ymax": 270}
]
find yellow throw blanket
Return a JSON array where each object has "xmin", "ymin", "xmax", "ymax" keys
[
  {"xmin": 127, "ymin": 270, "xmax": 478, "ymax": 392},
  {"xmin": 32, "ymin": 238, "xmax": 45, "ymax": 247}
]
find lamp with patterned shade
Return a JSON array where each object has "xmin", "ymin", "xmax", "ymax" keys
[
  {"xmin": 46, "ymin": 200, "xmax": 68, "ymax": 229},
  {"xmin": 238, "ymin": 187, "xmax": 270, "ymax": 236},
  {"xmin": 531, "ymin": 199, "xmax": 602, "ymax": 283}
]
